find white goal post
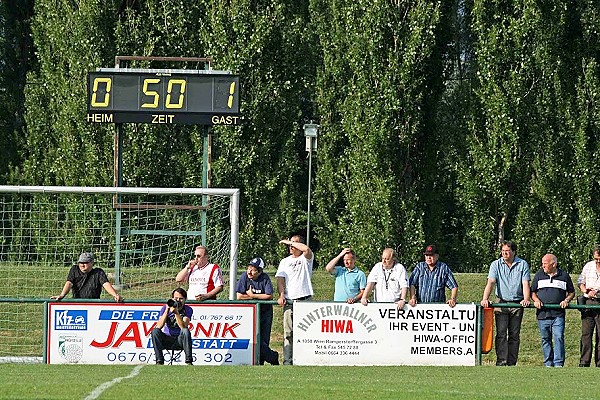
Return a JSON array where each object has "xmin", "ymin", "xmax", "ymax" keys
[{"xmin": 0, "ymin": 185, "xmax": 240, "ymax": 300}]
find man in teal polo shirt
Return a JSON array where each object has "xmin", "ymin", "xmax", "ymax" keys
[
  {"xmin": 481, "ymin": 240, "xmax": 531, "ymax": 366},
  {"xmin": 326, "ymin": 248, "xmax": 367, "ymax": 303}
]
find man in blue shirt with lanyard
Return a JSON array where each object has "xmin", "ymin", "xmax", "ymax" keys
[
  {"xmin": 325, "ymin": 248, "xmax": 367, "ymax": 303},
  {"xmin": 409, "ymin": 244, "xmax": 458, "ymax": 307},
  {"xmin": 481, "ymin": 240, "xmax": 531, "ymax": 366}
]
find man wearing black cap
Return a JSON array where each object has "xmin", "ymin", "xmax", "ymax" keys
[
  {"xmin": 236, "ymin": 257, "xmax": 279, "ymax": 365},
  {"xmin": 409, "ymin": 245, "xmax": 458, "ymax": 307},
  {"xmin": 51, "ymin": 252, "xmax": 123, "ymax": 301}
]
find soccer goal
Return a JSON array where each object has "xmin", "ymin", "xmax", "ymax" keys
[{"xmin": 0, "ymin": 185, "xmax": 239, "ymax": 359}]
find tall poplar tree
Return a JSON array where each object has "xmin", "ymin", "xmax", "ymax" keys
[
  {"xmin": 461, "ymin": 0, "xmax": 600, "ymax": 271},
  {"xmin": 312, "ymin": 0, "xmax": 450, "ymax": 266}
]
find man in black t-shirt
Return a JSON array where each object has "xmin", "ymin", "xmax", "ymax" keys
[{"xmin": 51, "ymin": 252, "xmax": 122, "ymax": 301}]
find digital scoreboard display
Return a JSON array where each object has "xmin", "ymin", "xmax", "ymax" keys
[{"xmin": 87, "ymin": 70, "xmax": 240, "ymax": 125}]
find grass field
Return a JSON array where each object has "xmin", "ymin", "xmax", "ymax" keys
[
  {"xmin": 0, "ymin": 266, "xmax": 595, "ymax": 399},
  {"xmin": 1, "ymin": 363, "xmax": 597, "ymax": 399}
]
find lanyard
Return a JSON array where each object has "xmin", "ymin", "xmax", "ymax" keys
[{"xmin": 383, "ymin": 266, "xmax": 393, "ymax": 290}]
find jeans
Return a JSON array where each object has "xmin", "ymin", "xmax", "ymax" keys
[
  {"xmin": 538, "ymin": 316, "xmax": 565, "ymax": 367},
  {"xmin": 494, "ymin": 306, "xmax": 524, "ymax": 365},
  {"xmin": 151, "ymin": 327, "xmax": 193, "ymax": 363},
  {"xmin": 580, "ymin": 298, "xmax": 600, "ymax": 366}
]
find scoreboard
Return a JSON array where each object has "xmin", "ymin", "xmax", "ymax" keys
[{"xmin": 87, "ymin": 69, "xmax": 240, "ymax": 125}]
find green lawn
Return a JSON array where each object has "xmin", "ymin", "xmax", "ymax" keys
[{"xmin": 0, "ymin": 363, "xmax": 596, "ymax": 399}]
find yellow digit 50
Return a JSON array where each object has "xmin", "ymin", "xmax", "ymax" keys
[
  {"xmin": 91, "ymin": 77, "xmax": 112, "ymax": 107},
  {"xmin": 141, "ymin": 78, "xmax": 186, "ymax": 109}
]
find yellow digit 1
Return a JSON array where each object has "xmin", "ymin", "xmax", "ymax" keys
[
  {"xmin": 141, "ymin": 78, "xmax": 161, "ymax": 108},
  {"xmin": 227, "ymin": 81, "xmax": 236, "ymax": 109},
  {"xmin": 91, "ymin": 77, "xmax": 111, "ymax": 107},
  {"xmin": 165, "ymin": 79, "xmax": 186, "ymax": 109}
]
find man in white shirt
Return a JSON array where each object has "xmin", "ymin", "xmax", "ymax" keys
[
  {"xmin": 176, "ymin": 245, "xmax": 224, "ymax": 301},
  {"xmin": 361, "ymin": 248, "xmax": 408, "ymax": 310},
  {"xmin": 578, "ymin": 245, "xmax": 600, "ymax": 367},
  {"xmin": 275, "ymin": 235, "xmax": 313, "ymax": 365}
]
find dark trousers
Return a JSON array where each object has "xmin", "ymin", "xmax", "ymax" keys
[
  {"xmin": 494, "ymin": 307, "xmax": 524, "ymax": 366},
  {"xmin": 580, "ymin": 299, "xmax": 600, "ymax": 366},
  {"xmin": 151, "ymin": 327, "xmax": 193, "ymax": 363},
  {"xmin": 259, "ymin": 309, "xmax": 278, "ymax": 365}
]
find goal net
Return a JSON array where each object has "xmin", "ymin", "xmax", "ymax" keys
[{"xmin": 0, "ymin": 185, "xmax": 239, "ymax": 360}]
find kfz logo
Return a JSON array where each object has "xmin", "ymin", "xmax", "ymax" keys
[{"xmin": 55, "ymin": 310, "xmax": 88, "ymax": 330}]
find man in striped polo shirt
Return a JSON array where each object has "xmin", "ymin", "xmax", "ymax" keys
[
  {"xmin": 531, "ymin": 253, "xmax": 575, "ymax": 367},
  {"xmin": 408, "ymin": 244, "xmax": 459, "ymax": 308}
]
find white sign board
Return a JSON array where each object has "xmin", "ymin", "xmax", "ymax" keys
[
  {"xmin": 46, "ymin": 302, "xmax": 256, "ymax": 365},
  {"xmin": 294, "ymin": 302, "xmax": 477, "ymax": 366}
]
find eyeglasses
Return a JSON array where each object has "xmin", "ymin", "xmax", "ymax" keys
[{"xmin": 594, "ymin": 258, "xmax": 600, "ymax": 263}]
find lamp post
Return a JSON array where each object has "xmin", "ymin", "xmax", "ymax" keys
[{"xmin": 303, "ymin": 122, "xmax": 319, "ymax": 247}]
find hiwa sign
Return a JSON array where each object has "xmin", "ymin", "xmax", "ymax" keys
[{"xmin": 293, "ymin": 301, "xmax": 477, "ymax": 366}]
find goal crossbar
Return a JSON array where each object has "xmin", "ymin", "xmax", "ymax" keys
[{"xmin": 0, "ymin": 185, "xmax": 240, "ymax": 300}]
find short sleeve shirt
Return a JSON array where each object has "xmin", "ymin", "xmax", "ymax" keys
[
  {"xmin": 332, "ymin": 266, "xmax": 367, "ymax": 302},
  {"xmin": 366, "ymin": 262, "xmax": 409, "ymax": 302},
  {"xmin": 187, "ymin": 263, "xmax": 224, "ymax": 300},
  {"xmin": 531, "ymin": 268, "xmax": 574, "ymax": 319},
  {"xmin": 488, "ymin": 256, "xmax": 530, "ymax": 301},
  {"xmin": 578, "ymin": 260, "xmax": 600, "ymax": 289},
  {"xmin": 275, "ymin": 254, "xmax": 314, "ymax": 300},
  {"xmin": 236, "ymin": 271, "xmax": 274, "ymax": 314},
  {"xmin": 160, "ymin": 304, "xmax": 193, "ymax": 337},
  {"xmin": 409, "ymin": 261, "xmax": 458, "ymax": 303},
  {"xmin": 67, "ymin": 265, "xmax": 109, "ymax": 299}
]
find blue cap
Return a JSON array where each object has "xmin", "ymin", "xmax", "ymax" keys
[{"xmin": 248, "ymin": 257, "xmax": 265, "ymax": 269}]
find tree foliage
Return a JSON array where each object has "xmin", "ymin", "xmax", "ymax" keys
[{"xmin": 1, "ymin": 0, "xmax": 599, "ymax": 272}]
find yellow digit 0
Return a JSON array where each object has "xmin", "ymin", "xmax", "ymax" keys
[
  {"xmin": 141, "ymin": 78, "xmax": 161, "ymax": 108},
  {"xmin": 165, "ymin": 79, "xmax": 186, "ymax": 109},
  {"xmin": 91, "ymin": 77, "xmax": 112, "ymax": 107},
  {"xmin": 227, "ymin": 81, "xmax": 236, "ymax": 109}
]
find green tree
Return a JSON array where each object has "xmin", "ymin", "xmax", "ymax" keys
[
  {"xmin": 461, "ymin": 0, "xmax": 600, "ymax": 271},
  {"xmin": 0, "ymin": 0, "xmax": 34, "ymax": 183},
  {"xmin": 312, "ymin": 0, "xmax": 452, "ymax": 267},
  {"xmin": 198, "ymin": 1, "xmax": 318, "ymax": 265}
]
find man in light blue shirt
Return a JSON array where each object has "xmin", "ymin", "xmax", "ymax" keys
[
  {"xmin": 481, "ymin": 240, "xmax": 531, "ymax": 366},
  {"xmin": 326, "ymin": 248, "xmax": 367, "ymax": 303}
]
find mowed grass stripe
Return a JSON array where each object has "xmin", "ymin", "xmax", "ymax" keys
[{"xmin": 0, "ymin": 364, "xmax": 597, "ymax": 399}]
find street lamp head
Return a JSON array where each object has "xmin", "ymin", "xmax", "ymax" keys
[{"xmin": 303, "ymin": 123, "xmax": 319, "ymax": 138}]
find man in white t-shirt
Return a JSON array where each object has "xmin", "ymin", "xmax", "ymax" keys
[
  {"xmin": 176, "ymin": 245, "xmax": 224, "ymax": 301},
  {"xmin": 275, "ymin": 235, "xmax": 314, "ymax": 365},
  {"xmin": 361, "ymin": 248, "xmax": 408, "ymax": 310}
]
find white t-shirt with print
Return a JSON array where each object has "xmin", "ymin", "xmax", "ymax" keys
[{"xmin": 275, "ymin": 254, "xmax": 314, "ymax": 300}]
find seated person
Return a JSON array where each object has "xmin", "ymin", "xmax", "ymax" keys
[{"xmin": 151, "ymin": 288, "xmax": 193, "ymax": 365}]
